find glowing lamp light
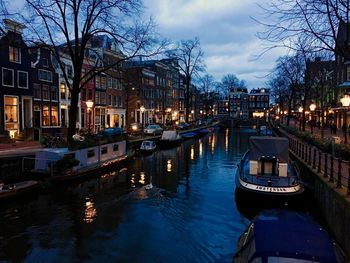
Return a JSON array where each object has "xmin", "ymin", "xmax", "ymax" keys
[
  {"xmin": 341, "ymin": 95, "xmax": 350, "ymax": 107},
  {"xmin": 298, "ymin": 107, "xmax": 303, "ymax": 113},
  {"xmin": 309, "ymin": 103, "xmax": 316, "ymax": 112},
  {"xmin": 86, "ymin": 100, "xmax": 94, "ymax": 109},
  {"xmin": 140, "ymin": 106, "xmax": 145, "ymax": 113}
]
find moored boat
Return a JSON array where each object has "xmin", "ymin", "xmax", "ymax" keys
[
  {"xmin": 181, "ymin": 131, "xmax": 198, "ymax": 140},
  {"xmin": 0, "ymin": 180, "xmax": 40, "ymax": 200},
  {"xmin": 157, "ymin": 130, "xmax": 182, "ymax": 149},
  {"xmin": 139, "ymin": 140, "xmax": 157, "ymax": 154},
  {"xmin": 233, "ymin": 209, "xmax": 346, "ymax": 262},
  {"xmin": 30, "ymin": 140, "xmax": 127, "ymax": 182},
  {"xmin": 235, "ymin": 136, "xmax": 304, "ymax": 202}
]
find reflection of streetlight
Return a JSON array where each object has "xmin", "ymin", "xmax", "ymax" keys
[
  {"xmin": 340, "ymin": 94, "xmax": 350, "ymax": 143},
  {"xmin": 86, "ymin": 100, "xmax": 94, "ymax": 133},
  {"xmin": 309, "ymin": 103, "xmax": 316, "ymax": 134}
]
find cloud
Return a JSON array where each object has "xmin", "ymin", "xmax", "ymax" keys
[{"xmin": 143, "ymin": 0, "xmax": 288, "ymax": 89}]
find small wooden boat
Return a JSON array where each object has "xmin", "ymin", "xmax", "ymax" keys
[
  {"xmin": 157, "ymin": 130, "xmax": 182, "ymax": 149},
  {"xmin": 233, "ymin": 210, "xmax": 346, "ymax": 262},
  {"xmin": 0, "ymin": 180, "xmax": 40, "ymax": 200},
  {"xmin": 235, "ymin": 136, "xmax": 304, "ymax": 202},
  {"xmin": 181, "ymin": 131, "xmax": 198, "ymax": 140},
  {"xmin": 139, "ymin": 140, "xmax": 157, "ymax": 154}
]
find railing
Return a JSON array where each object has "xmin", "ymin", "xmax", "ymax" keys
[{"xmin": 287, "ymin": 134, "xmax": 350, "ymax": 194}]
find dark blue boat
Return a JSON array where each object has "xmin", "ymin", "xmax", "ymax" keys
[
  {"xmin": 233, "ymin": 210, "xmax": 346, "ymax": 262},
  {"xmin": 181, "ymin": 131, "xmax": 198, "ymax": 140}
]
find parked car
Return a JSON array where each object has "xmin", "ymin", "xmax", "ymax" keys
[
  {"xmin": 144, "ymin": 124, "xmax": 163, "ymax": 136},
  {"xmin": 127, "ymin": 123, "xmax": 143, "ymax": 136},
  {"xmin": 102, "ymin": 127, "xmax": 126, "ymax": 136},
  {"xmin": 177, "ymin": 122, "xmax": 190, "ymax": 130}
]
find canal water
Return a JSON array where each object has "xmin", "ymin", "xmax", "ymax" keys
[{"xmin": 0, "ymin": 128, "xmax": 321, "ymax": 263}]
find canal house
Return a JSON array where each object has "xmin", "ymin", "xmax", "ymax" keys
[{"xmin": 0, "ymin": 19, "xmax": 33, "ymax": 139}]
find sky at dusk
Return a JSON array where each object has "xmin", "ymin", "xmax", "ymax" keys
[{"xmin": 143, "ymin": 0, "xmax": 287, "ymax": 89}]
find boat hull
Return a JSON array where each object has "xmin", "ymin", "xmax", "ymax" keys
[
  {"xmin": 157, "ymin": 139, "xmax": 182, "ymax": 149},
  {"xmin": 0, "ymin": 180, "xmax": 40, "ymax": 200}
]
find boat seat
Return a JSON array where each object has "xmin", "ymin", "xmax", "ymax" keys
[
  {"xmin": 278, "ymin": 163, "xmax": 288, "ymax": 177},
  {"xmin": 249, "ymin": 160, "xmax": 258, "ymax": 175},
  {"xmin": 258, "ymin": 156, "xmax": 278, "ymax": 175}
]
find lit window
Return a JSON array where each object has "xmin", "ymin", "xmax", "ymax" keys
[
  {"xmin": 60, "ymin": 83, "xmax": 66, "ymax": 100},
  {"xmin": 42, "ymin": 106, "xmax": 50, "ymax": 126},
  {"xmin": 9, "ymin": 46, "xmax": 21, "ymax": 63},
  {"xmin": 4, "ymin": 96, "xmax": 18, "ymax": 123},
  {"xmin": 51, "ymin": 106, "xmax": 58, "ymax": 126}
]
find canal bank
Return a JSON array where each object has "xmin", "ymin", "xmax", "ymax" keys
[{"xmin": 275, "ymin": 126, "xmax": 350, "ymax": 259}]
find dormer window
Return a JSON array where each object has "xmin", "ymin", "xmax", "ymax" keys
[
  {"xmin": 9, "ymin": 46, "xmax": 21, "ymax": 63},
  {"xmin": 42, "ymin": 58, "xmax": 48, "ymax": 67}
]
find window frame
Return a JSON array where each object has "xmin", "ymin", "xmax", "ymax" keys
[
  {"xmin": 9, "ymin": 46, "xmax": 21, "ymax": 64},
  {"xmin": 2, "ymin": 68, "xmax": 14, "ymax": 87},
  {"xmin": 17, "ymin": 71, "xmax": 28, "ymax": 89}
]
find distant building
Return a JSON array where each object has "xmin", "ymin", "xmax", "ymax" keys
[
  {"xmin": 248, "ymin": 88, "xmax": 270, "ymax": 118},
  {"xmin": 229, "ymin": 87, "xmax": 249, "ymax": 119}
]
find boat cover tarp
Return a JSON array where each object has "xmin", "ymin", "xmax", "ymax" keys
[
  {"xmin": 252, "ymin": 210, "xmax": 339, "ymax": 262},
  {"xmin": 161, "ymin": 130, "xmax": 180, "ymax": 140},
  {"xmin": 249, "ymin": 136, "xmax": 289, "ymax": 162}
]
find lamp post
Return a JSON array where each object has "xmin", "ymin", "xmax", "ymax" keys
[
  {"xmin": 140, "ymin": 105, "xmax": 145, "ymax": 136},
  {"xmin": 86, "ymin": 100, "xmax": 94, "ymax": 133},
  {"xmin": 340, "ymin": 94, "xmax": 350, "ymax": 143},
  {"xmin": 298, "ymin": 106, "xmax": 303, "ymax": 131},
  {"xmin": 309, "ymin": 103, "xmax": 316, "ymax": 134}
]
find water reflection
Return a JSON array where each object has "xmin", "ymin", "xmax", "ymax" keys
[
  {"xmin": 84, "ymin": 197, "xmax": 97, "ymax": 223},
  {"xmin": 0, "ymin": 128, "xmax": 322, "ymax": 263}
]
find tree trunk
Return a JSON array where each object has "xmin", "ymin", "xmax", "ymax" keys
[
  {"xmin": 185, "ymin": 76, "xmax": 191, "ymax": 123},
  {"xmin": 67, "ymin": 81, "xmax": 80, "ymax": 146}
]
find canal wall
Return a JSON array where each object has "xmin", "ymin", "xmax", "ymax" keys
[{"xmin": 291, "ymin": 153, "xmax": 350, "ymax": 258}]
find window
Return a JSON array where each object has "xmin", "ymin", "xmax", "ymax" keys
[
  {"xmin": 42, "ymin": 106, "xmax": 50, "ymax": 126},
  {"xmin": 95, "ymin": 91, "xmax": 100, "ymax": 104},
  {"xmin": 108, "ymin": 95, "xmax": 112, "ymax": 106},
  {"xmin": 9, "ymin": 46, "xmax": 21, "ymax": 63},
  {"xmin": 113, "ymin": 144, "xmax": 119, "ymax": 151},
  {"xmin": 42, "ymin": 58, "xmax": 48, "ymax": 67},
  {"xmin": 50, "ymin": 86, "xmax": 58, "ymax": 101},
  {"xmin": 34, "ymin": 84, "xmax": 41, "ymax": 99},
  {"xmin": 51, "ymin": 106, "xmax": 58, "ymax": 126},
  {"xmin": 4, "ymin": 96, "xmax": 18, "ymax": 123},
  {"xmin": 2, "ymin": 68, "xmax": 14, "ymax": 87},
  {"xmin": 101, "ymin": 147, "xmax": 108, "ymax": 155},
  {"xmin": 42, "ymin": 85, "xmax": 49, "ymax": 100},
  {"xmin": 88, "ymin": 89, "xmax": 93, "ymax": 100},
  {"xmin": 38, "ymin": 69, "xmax": 52, "ymax": 82},
  {"xmin": 100, "ymin": 92, "xmax": 106, "ymax": 104},
  {"xmin": 347, "ymin": 66, "xmax": 350, "ymax": 81},
  {"xmin": 108, "ymin": 77, "xmax": 113, "ymax": 88},
  {"xmin": 18, "ymin": 71, "xmax": 28, "ymax": 88},
  {"xmin": 101, "ymin": 76, "xmax": 106, "ymax": 89},
  {"xmin": 87, "ymin": 150, "xmax": 95, "ymax": 158},
  {"xmin": 67, "ymin": 65, "xmax": 73, "ymax": 78},
  {"xmin": 60, "ymin": 83, "xmax": 66, "ymax": 100}
]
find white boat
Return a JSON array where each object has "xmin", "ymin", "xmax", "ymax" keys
[
  {"xmin": 139, "ymin": 140, "xmax": 156, "ymax": 154},
  {"xmin": 157, "ymin": 130, "xmax": 182, "ymax": 149},
  {"xmin": 32, "ymin": 140, "xmax": 127, "ymax": 182},
  {"xmin": 235, "ymin": 136, "xmax": 304, "ymax": 202},
  {"xmin": 0, "ymin": 180, "xmax": 40, "ymax": 200}
]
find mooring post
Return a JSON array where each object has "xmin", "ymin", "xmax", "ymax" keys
[
  {"xmin": 337, "ymin": 158, "xmax": 342, "ymax": 188},
  {"xmin": 324, "ymin": 153, "xmax": 328, "ymax": 178},
  {"xmin": 329, "ymin": 156, "xmax": 334, "ymax": 182}
]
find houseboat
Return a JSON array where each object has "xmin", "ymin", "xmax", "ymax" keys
[
  {"xmin": 233, "ymin": 210, "xmax": 345, "ymax": 262},
  {"xmin": 235, "ymin": 136, "xmax": 304, "ymax": 202},
  {"xmin": 32, "ymin": 140, "xmax": 127, "ymax": 182}
]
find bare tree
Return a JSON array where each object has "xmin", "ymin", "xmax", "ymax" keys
[
  {"xmin": 1, "ymin": 0, "xmax": 166, "ymax": 143},
  {"xmin": 256, "ymin": 0, "xmax": 350, "ymax": 60},
  {"xmin": 220, "ymin": 74, "xmax": 246, "ymax": 97},
  {"xmin": 166, "ymin": 37, "xmax": 205, "ymax": 123},
  {"xmin": 198, "ymin": 73, "xmax": 215, "ymax": 116}
]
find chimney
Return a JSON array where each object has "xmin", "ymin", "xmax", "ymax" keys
[{"xmin": 3, "ymin": 19, "xmax": 26, "ymax": 34}]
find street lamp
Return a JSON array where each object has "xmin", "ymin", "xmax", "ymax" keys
[
  {"xmin": 140, "ymin": 106, "xmax": 145, "ymax": 136},
  {"xmin": 309, "ymin": 103, "xmax": 316, "ymax": 134},
  {"xmin": 86, "ymin": 100, "xmax": 94, "ymax": 133},
  {"xmin": 298, "ymin": 107, "xmax": 303, "ymax": 130},
  {"xmin": 340, "ymin": 94, "xmax": 350, "ymax": 143}
]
